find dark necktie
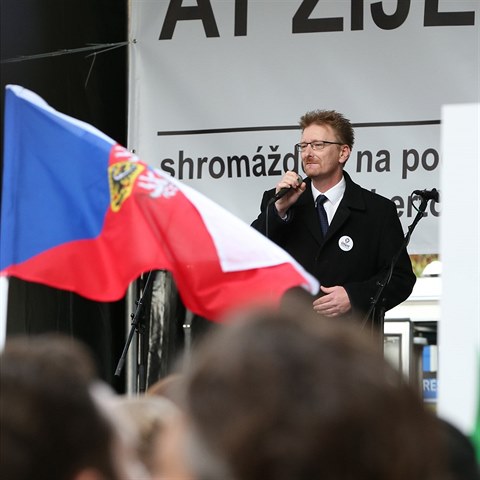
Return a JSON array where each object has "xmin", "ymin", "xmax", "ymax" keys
[{"xmin": 316, "ymin": 194, "xmax": 329, "ymax": 237}]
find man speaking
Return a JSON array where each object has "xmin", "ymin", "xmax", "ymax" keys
[{"xmin": 251, "ymin": 110, "xmax": 416, "ymax": 322}]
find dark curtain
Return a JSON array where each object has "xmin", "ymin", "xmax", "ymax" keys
[{"xmin": 0, "ymin": 0, "xmax": 128, "ymax": 391}]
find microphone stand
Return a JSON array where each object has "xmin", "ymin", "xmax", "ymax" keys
[
  {"xmin": 114, "ymin": 271, "xmax": 154, "ymax": 393},
  {"xmin": 361, "ymin": 194, "xmax": 434, "ymax": 338}
]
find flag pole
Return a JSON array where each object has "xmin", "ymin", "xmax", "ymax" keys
[{"xmin": 0, "ymin": 277, "xmax": 9, "ymax": 350}]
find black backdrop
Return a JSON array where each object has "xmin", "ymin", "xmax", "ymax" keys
[{"xmin": 0, "ymin": 0, "xmax": 128, "ymax": 391}]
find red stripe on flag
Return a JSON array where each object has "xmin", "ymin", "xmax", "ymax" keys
[{"xmin": 4, "ymin": 170, "xmax": 311, "ymax": 321}]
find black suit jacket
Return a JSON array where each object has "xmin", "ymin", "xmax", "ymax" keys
[{"xmin": 251, "ymin": 172, "xmax": 416, "ymax": 317}]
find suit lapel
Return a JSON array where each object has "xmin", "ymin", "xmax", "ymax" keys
[
  {"xmin": 321, "ymin": 171, "xmax": 366, "ymax": 245},
  {"xmin": 296, "ymin": 172, "xmax": 367, "ymax": 247},
  {"xmin": 325, "ymin": 205, "xmax": 350, "ymax": 242}
]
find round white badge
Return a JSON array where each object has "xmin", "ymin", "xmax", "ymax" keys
[{"xmin": 338, "ymin": 236, "xmax": 353, "ymax": 252}]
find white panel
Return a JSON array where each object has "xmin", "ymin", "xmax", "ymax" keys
[{"xmin": 437, "ymin": 103, "xmax": 480, "ymax": 435}]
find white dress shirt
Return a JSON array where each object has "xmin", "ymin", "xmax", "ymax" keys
[{"xmin": 311, "ymin": 176, "xmax": 346, "ymax": 225}]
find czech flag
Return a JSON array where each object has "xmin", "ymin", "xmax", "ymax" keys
[{"xmin": 0, "ymin": 85, "xmax": 318, "ymax": 321}]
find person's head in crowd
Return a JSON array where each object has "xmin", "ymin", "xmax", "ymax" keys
[
  {"xmin": 178, "ymin": 307, "xmax": 449, "ymax": 480},
  {"xmin": 110, "ymin": 395, "xmax": 180, "ymax": 479},
  {"xmin": 437, "ymin": 418, "xmax": 479, "ymax": 480},
  {"xmin": 0, "ymin": 334, "xmax": 141, "ymax": 480}
]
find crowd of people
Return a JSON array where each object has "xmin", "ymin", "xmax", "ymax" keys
[{"xmin": 1, "ymin": 301, "xmax": 478, "ymax": 480}]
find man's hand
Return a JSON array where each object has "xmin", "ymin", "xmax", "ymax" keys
[
  {"xmin": 313, "ymin": 286, "xmax": 351, "ymax": 317},
  {"xmin": 274, "ymin": 171, "xmax": 305, "ymax": 217}
]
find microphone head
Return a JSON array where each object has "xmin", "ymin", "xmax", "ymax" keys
[
  {"xmin": 413, "ymin": 189, "xmax": 440, "ymax": 203},
  {"xmin": 270, "ymin": 174, "xmax": 304, "ymax": 203}
]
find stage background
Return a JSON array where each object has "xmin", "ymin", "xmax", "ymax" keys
[{"xmin": 128, "ymin": 0, "xmax": 479, "ymax": 254}]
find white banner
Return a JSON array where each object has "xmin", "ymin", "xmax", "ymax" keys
[{"xmin": 128, "ymin": 0, "xmax": 479, "ymax": 254}]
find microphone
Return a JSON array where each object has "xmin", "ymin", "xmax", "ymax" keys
[
  {"xmin": 412, "ymin": 188, "xmax": 440, "ymax": 203},
  {"xmin": 270, "ymin": 175, "xmax": 303, "ymax": 203}
]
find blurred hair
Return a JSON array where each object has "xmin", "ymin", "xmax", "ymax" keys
[
  {"xmin": 180, "ymin": 307, "xmax": 448, "ymax": 480},
  {"xmin": 438, "ymin": 418, "xmax": 479, "ymax": 480},
  {"xmin": 0, "ymin": 334, "xmax": 120, "ymax": 480},
  {"xmin": 110, "ymin": 395, "xmax": 178, "ymax": 475},
  {"xmin": 146, "ymin": 373, "xmax": 183, "ymax": 405}
]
